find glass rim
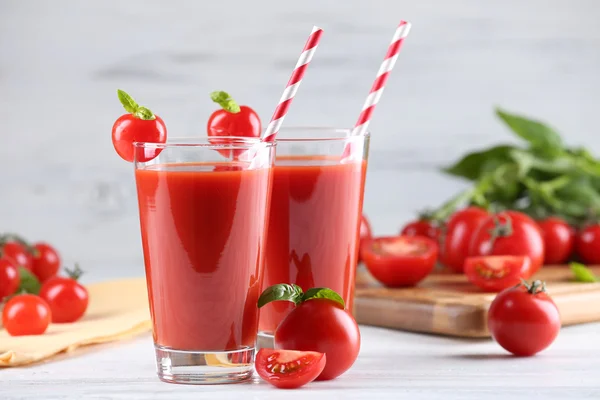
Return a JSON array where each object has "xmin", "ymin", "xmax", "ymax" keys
[
  {"xmin": 274, "ymin": 127, "xmax": 370, "ymax": 142},
  {"xmin": 133, "ymin": 136, "xmax": 276, "ymax": 150}
]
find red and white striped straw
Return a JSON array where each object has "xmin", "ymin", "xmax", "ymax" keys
[
  {"xmin": 352, "ymin": 20, "xmax": 412, "ymax": 137},
  {"xmin": 262, "ymin": 26, "xmax": 324, "ymax": 143}
]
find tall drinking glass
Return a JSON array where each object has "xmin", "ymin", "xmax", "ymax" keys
[
  {"xmin": 258, "ymin": 128, "xmax": 369, "ymax": 336},
  {"xmin": 133, "ymin": 138, "xmax": 274, "ymax": 384}
]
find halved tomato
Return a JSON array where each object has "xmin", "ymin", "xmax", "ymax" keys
[
  {"xmin": 361, "ymin": 235, "xmax": 438, "ymax": 287},
  {"xmin": 464, "ymin": 255, "xmax": 531, "ymax": 292},
  {"xmin": 255, "ymin": 348, "xmax": 326, "ymax": 389}
]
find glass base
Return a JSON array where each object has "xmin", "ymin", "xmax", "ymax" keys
[
  {"xmin": 256, "ymin": 331, "xmax": 275, "ymax": 350},
  {"xmin": 154, "ymin": 345, "xmax": 254, "ymax": 384}
]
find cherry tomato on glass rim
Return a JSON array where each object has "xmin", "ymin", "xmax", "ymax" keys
[
  {"xmin": 576, "ymin": 224, "xmax": 600, "ymax": 265},
  {"xmin": 2, "ymin": 294, "xmax": 52, "ymax": 336},
  {"xmin": 258, "ymin": 285, "xmax": 361, "ymax": 381},
  {"xmin": 400, "ymin": 215, "xmax": 441, "ymax": 241},
  {"xmin": 112, "ymin": 89, "xmax": 167, "ymax": 163},
  {"xmin": 361, "ymin": 235, "xmax": 438, "ymax": 287},
  {"xmin": 439, "ymin": 207, "xmax": 489, "ymax": 273},
  {"xmin": 0, "ymin": 258, "xmax": 20, "ymax": 300},
  {"xmin": 469, "ymin": 211, "xmax": 544, "ymax": 277},
  {"xmin": 255, "ymin": 349, "xmax": 326, "ymax": 389},
  {"xmin": 537, "ymin": 217, "xmax": 575, "ymax": 265},
  {"xmin": 358, "ymin": 214, "xmax": 373, "ymax": 262},
  {"xmin": 207, "ymin": 91, "xmax": 261, "ymax": 138},
  {"xmin": 1, "ymin": 240, "xmax": 33, "ymax": 271},
  {"xmin": 488, "ymin": 280, "xmax": 560, "ymax": 356},
  {"xmin": 464, "ymin": 255, "xmax": 531, "ymax": 292},
  {"xmin": 39, "ymin": 265, "xmax": 89, "ymax": 323},
  {"xmin": 31, "ymin": 242, "xmax": 61, "ymax": 283}
]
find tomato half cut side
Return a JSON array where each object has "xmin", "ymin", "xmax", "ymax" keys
[
  {"xmin": 361, "ymin": 235, "xmax": 438, "ymax": 287},
  {"xmin": 255, "ymin": 349, "xmax": 326, "ymax": 389},
  {"xmin": 464, "ymin": 255, "xmax": 531, "ymax": 292}
]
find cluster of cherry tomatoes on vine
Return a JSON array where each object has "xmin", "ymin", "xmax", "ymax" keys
[{"xmin": 0, "ymin": 235, "xmax": 88, "ymax": 336}]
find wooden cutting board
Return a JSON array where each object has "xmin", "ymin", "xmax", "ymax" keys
[{"xmin": 354, "ymin": 265, "xmax": 600, "ymax": 338}]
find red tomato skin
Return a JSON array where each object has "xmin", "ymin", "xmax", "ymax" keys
[
  {"xmin": 112, "ymin": 114, "xmax": 167, "ymax": 163},
  {"xmin": 39, "ymin": 277, "xmax": 89, "ymax": 323},
  {"xmin": 361, "ymin": 236, "xmax": 438, "ymax": 287},
  {"xmin": 488, "ymin": 285, "xmax": 560, "ymax": 356},
  {"xmin": 2, "ymin": 241, "xmax": 33, "ymax": 271},
  {"xmin": 2, "ymin": 294, "xmax": 52, "ymax": 336},
  {"xmin": 440, "ymin": 207, "xmax": 489, "ymax": 273},
  {"xmin": 255, "ymin": 349, "xmax": 326, "ymax": 389},
  {"xmin": 537, "ymin": 217, "xmax": 575, "ymax": 265},
  {"xmin": 464, "ymin": 256, "xmax": 531, "ymax": 292},
  {"xmin": 400, "ymin": 220, "xmax": 440, "ymax": 241},
  {"xmin": 0, "ymin": 258, "xmax": 20, "ymax": 299},
  {"xmin": 32, "ymin": 242, "xmax": 61, "ymax": 283},
  {"xmin": 207, "ymin": 105, "xmax": 261, "ymax": 138},
  {"xmin": 469, "ymin": 211, "xmax": 545, "ymax": 277},
  {"xmin": 358, "ymin": 214, "xmax": 373, "ymax": 262},
  {"xmin": 576, "ymin": 224, "xmax": 600, "ymax": 265},
  {"xmin": 274, "ymin": 299, "xmax": 361, "ymax": 381}
]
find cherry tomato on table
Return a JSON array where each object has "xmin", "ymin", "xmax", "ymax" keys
[
  {"xmin": 488, "ymin": 280, "xmax": 560, "ymax": 356},
  {"xmin": 576, "ymin": 224, "xmax": 600, "ymax": 265},
  {"xmin": 2, "ymin": 294, "xmax": 52, "ymax": 336},
  {"xmin": 469, "ymin": 211, "xmax": 544, "ymax": 277},
  {"xmin": 400, "ymin": 218, "xmax": 440, "ymax": 241},
  {"xmin": 207, "ymin": 91, "xmax": 261, "ymax": 138},
  {"xmin": 112, "ymin": 89, "xmax": 167, "ymax": 163},
  {"xmin": 255, "ymin": 349, "xmax": 326, "ymax": 389},
  {"xmin": 39, "ymin": 266, "xmax": 89, "ymax": 323},
  {"xmin": 358, "ymin": 214, "xmax": 373, "ymax": 262},
  {"xmin": 1, "ymin": 240, "xmax": 33, "ymax": 271},
  {"xmin": 361, "ymin": 235, "xmax": 438, "ymax": 287},
  {"xmin": 464, "ymin": 255, "xmax": 531, "ymax": 292},
  {"xmin": 439, "ymin": 207, "xmax": 489, "ymax": 273},
  {"xmin": 0, "ymin": 258, "xmax": 20, "ymax": 300},
  {"xmin": 537, "ymin": 217, "xmax": 575, "ymax": 265},
  {"xmin": 258, "ymin": 285, "xmax": 361, "ymax": 381},
  {"xmin": 31, "ymin": 242, "xmax": 61, "ymax": 283}
]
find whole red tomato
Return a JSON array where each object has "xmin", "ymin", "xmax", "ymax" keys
[
  {"xmin": 361, "ymin": 235, "xmax": 438, "ymax": 287},
  {"xmin": 39, "ymin": 267, "xmax": 89, "ymax": 323},
  {"xmin": 488, "ymin": 280, "xmax": 560, "ymax": 356},
  {"xmin": 2, "ymin": 294, "xmax": 52, "ymax": 336},
  {"xmin": 469, "ymin": 211, "xmax": 545, "ymax": 277},
  {"xmin": 1, "ymin": 240, "xmax": 33, "ymax": 271},
  {"xmin": 439, "ymin": 207, "xmax": 489, "ymax": 273},
  {"xmin": 258, "ymin": 285, "xmax": 360, "ymax": 381},
  {"xmin": 400, "ymin": 218, "xmax": 440, "ymax": 241},
  {"xmin": 464, "ymin": 255, "xmax": 531, "ymax": 292},
  {"xmin": 255, "ymin": 349, "xmax": 326, "ymax": 389},
  {"xmin": 207, "ymin": 91, "xmax": 261, "ymax": 138},
  {"xmin": 358, "ymin": 214, "xmax": 373, "ymax": 262},
  {"xmin": 576, "ymin": 224, "xmax": 600, "ymax": 265},
  {"xmin": 112, "ymin": 89, "xmax": 167, "ymax": 163},
  {"xmin": 537, "ymin": 217, "xmax": 575, "ymax": 265},
  {"xmin": 0, "ymin": 258, "xmax": 20, "ymax": 299},
  {"xmin": 32, "ymin": 242, "xmax": 61, "ymax": 283}
]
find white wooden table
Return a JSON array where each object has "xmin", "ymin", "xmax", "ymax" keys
[{"xmin": 2, "ymin": 323, "xmax": 599, "ymax": 399}]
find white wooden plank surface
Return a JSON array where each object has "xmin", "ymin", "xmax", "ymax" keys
[{"xmin": 1, "ymin": 0, "xmax": 600, "ymax": 398}]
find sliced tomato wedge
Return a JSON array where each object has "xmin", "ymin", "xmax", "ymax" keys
[
  {"xmin": 255, "ymin": 349, "xmax": 326, "ymax": 389},
  {"xmin": 464, "ymin": 255, "xmax": 531, "ymax": 292},
  {"xmin": 361, "ymin": 235, "xmax": 438, "ymax": 287}
]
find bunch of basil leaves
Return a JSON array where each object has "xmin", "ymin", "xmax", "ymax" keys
[{"xmin": 431, "ymin": 108, "xmax": 600, "ymax": 226}]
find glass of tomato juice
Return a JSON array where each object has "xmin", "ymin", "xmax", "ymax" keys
[
  {"xmin": 258, "ymin": 128, "xmax": 369, "ymax": 337},
  {"xmin": 133, "ymin": 137, "xmax": 275, "ymax": 384}
]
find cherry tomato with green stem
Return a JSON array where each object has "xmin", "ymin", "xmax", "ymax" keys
[
  {"xmin": 2, "ymin": 294, "xmax": 52, "ymax": 336},
  {"xmin": 439, "ymin": 207, "xmax": 489, "ymax": 273},
  {"xmin": 537, "ymin": 217, "xmax": 575, "ymax": 265},
  {"xmin": 488, "ymin": 280, "xmax": 560, "ymax": 356},
  {"xmin": 112, "ymin": 89, "xmax": 167, "ymax": 163},
  {"xmin": 0, "ymin": 258, "xmax": 20, "ymax": 300},
  {"xmin": 255, "ymin": 349, "xmax": 326, "ymax": 389},
  {"xmin": 39, "ymin": 265, "xmax": 89, "ymax": 323},
  {"xmin": 1, "ymin": 240, "xmax": 33, "ymax": 271},
  {"xmin": 207, "ymin": 91, "xmax": 261, "ymax": 139}
]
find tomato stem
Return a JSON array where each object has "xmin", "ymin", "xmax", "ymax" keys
[
  {"xmin": 487, "ymin": 214, "xmax": 513, "ymax": 251},
  {"xmin": 65, "ymin": 263, "xmax": 84, "ymax": 281},
  {"xmin": 0, "ymin": 233, "xmax": 39, "ymax": 257},
  {"xmin": 521, "ymin": 279, "xmax": 547, "ymax": 294}
]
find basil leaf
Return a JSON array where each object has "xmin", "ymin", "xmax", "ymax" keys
[
  {"xmin": 496, "ymin": 108, "xmax": 563, "ymax": 156},
  {"xmin": 17, "ymin": 267, "xmax": 41, "ymax": 295},
  {"xmin": 301, "ymin": 287, "xmax": 345, "ymax": 310},
  {"xmin": 117, "ymin": 89, "xmax": 139, "ymax": 114},
  {"xmin": 257, "ymin": 283, "xmax": 303, "ymax": 308},
  {"xmin": 570, "ymin": 262, "xmax": 598, "ymax": 283},
  {"xmin": 443, "ymin": 145, "xmax": 515, "ymax": 181}
]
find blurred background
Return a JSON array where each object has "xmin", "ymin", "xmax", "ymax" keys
[{"xmin": 0, "ymin": 0, "xmax": 598, "ymax": 280}]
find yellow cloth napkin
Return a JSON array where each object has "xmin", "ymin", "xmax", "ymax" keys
[{"xmin": 0, "ymin": 278, "xmax": 151, "ymax": 367}]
